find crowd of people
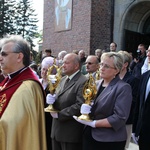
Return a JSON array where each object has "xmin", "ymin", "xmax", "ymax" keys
[{"xmin": 0, "ymin": 35, "xmax": 150, "ymax": 150}]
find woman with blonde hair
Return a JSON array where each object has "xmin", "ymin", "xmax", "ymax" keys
[{"xmin": 74, "ymin": 52, "xmax": 132, "ymax": 150}]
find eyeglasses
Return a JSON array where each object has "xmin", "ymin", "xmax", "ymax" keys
[
  {"xmin": 0, "ymin": 51, "xmax": 19, "ymax": 57},
  {"xmin": 100, "ymin": 63, "xmax": 116, "ymax": 69},
  {"xmin": 85, "ymin": 62, "xmax": 96, "ymax": 65}
]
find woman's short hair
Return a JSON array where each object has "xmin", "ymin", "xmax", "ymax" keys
[
  {"xmin": 101, "ymin": 52, "xmax": 123, "ymax": 72},
  {"xmin": 118, "ymin": 50, "xmax": 132, "ymax": 69}
]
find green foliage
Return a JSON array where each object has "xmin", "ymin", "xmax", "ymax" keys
[
  {"xmin": 0, "ymin": 0, "xmax": 40, "ymax": 50},
  {"xmin": 0, "ymin": 0, "xmax": 16, "ymax": 37},
  {"xmin": 35, "ymin": 51, "xmax": 42, "ymax": 65}
]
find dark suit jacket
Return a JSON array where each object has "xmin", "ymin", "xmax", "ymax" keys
[
  {"xmin": 51, "ymin": 71, "xmax": 87, "ymax": 143},
  {"xmin": 44, "ymin": 85, "xmax": 53, "ymax": 150},
  {"xmin": 122, "ymin": 71, "xmax": 139, "ymax": 124},
  {"xmin": 39, "ymin": 79, "xmax": 52, "ymax": 150},
  {"xmin": 90, "ymin": 75, "xmax": 132, "ymax": 142},
  {"xmin": 130, "ymin": 56, "xmax": 146, "ymax": 79},
  {"xmin": 133, "ymin": 70, "xmax": 150, "ymax": 141}
]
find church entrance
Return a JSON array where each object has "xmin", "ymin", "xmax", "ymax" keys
[
  {"xmin": 124, "ymin": 30, "xmax": 150, "ymax": 58},
  {"xmin": 114, "ymin": 0, "xmax": 150, "ymax": 53}
]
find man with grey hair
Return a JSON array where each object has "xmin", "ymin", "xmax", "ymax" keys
[
  {"xmin": 58, "ymin": 50, "xmax": 67, "ymax": 66},
  {"xmin": 0, "ymin": 35, "xmax": 47, "ymax": 150}
]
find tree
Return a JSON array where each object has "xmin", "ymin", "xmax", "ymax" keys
[
  {"xmin": 0, "ymin": 0, "xmax": 39, "ymax": 50},
  {"xmin": 0, "ymin": 0, "xmax": 16, "ymax": 37},
  {"xmin": 14, "ymin": 0, "xmax": 39, "ymax": 49}
]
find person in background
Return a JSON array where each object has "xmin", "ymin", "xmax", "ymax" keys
[
  {"xmin": 0, "ymin": 35, "xmax": 46, "ymax": 150},
  {"xmin": 30, "ymin": 51, "xmax": 35, "ymax": 64},
  {"xmin": 141, "ymin": 47, "xmax": 150, "ymax": 74},
  {"xmin": 72, "ymin": 49, "xmax": 79, "ymax": 55},
  {"xmin": 130, "ymin": 43, "xmax": 147, "ymax": 79},
  {"xmin": 110, "ymin": 42, "xmax": 117, "ymax": 52},
  {"xmin": 29, "ymin": 63, "xmax": 40, "ymax": 79},
  {"xmin": 57, "ymin": 50, "xmax": 67, "ymax": 66},
  {"xmin": 39, "ymin": 56, "xmax": 58, "ymax": 150},
  {"xmin": 95, "ymin": 49, "xmax": 102, "ymax": 62},
  {"xmin": 133, "ymin": 69, "xmax": 150, "ymax": 150},
  {"xmin": 46, "ymin": 53, "xmax": 87, "ymax": 150},
  {"xmin": 73, "ymin": 52, "xmax": 132, "ymax": 150},
  {"xmin": 43, "ymin": 49, "xmax": 55, "ymax": 59},
  {"xmin": 78, "ymin": 49, "xmax": 86, "ymax": 64},
  {"xmin": 78, "ymin": 50, "xmax": 87, "ymax": 75},
  {"xmin": 85, "ymin": 55, "xmax": 100, "ymax": 80},
  {"xmin": 0, "ymin": 67, "xmax": 5, "ymax": 83},
  {"xmin": 102, "ymin": 49, "xmax": 106, "ymax": 53},
  {"xmin": 118, "ymin": 50, "xmax": 139, "ymax": 150}
]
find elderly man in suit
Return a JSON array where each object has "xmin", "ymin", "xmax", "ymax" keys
[{"xmin": 46, "ymin": 53, "xmax": 87, "ymax": 150}]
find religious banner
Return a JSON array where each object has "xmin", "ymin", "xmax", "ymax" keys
[{"xmin": 55, "ymin": 0, "xmax": 72, "ymax": 32}]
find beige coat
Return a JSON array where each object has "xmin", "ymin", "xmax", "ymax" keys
[{"xmin": 0, "ymin": 80, "xmax": 47, "ymax": 150}]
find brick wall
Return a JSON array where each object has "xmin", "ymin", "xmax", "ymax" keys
[
  {"xmin": 43, "ymin": 0, "xmax": 112, "ymax": 57},
  {"xmin": 90, "ymin": 0, "xmax": 112, "ymax": 54}
]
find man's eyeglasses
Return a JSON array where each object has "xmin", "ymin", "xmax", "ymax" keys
[
  {"xmin": 0, "ymin": 51, "xmax": 19, "ymax": 57},
  {"xmin": 85, "ymin": 62, "xmax": 96, "ymax": 65},
  {"xmin": 100, "ymin": 63, "xmax": 116, "ymax": 69}
]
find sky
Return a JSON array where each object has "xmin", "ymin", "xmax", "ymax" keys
[
  {"xmin": 32, "ymin": 0, "xmax": 44, "ymax": 30},
  {"xmin": 31, "ymin": 0, "xmax": 43, "ymax": 49}
]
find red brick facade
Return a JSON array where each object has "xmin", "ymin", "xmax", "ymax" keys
[{"xmin": 43, "ymin": 0, "xmax": 113, "ymax": 57}]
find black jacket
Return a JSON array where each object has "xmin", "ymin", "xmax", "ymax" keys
[{"xmin": 133, "ymin": 70, "xmax": 150, "ymax": 141}]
